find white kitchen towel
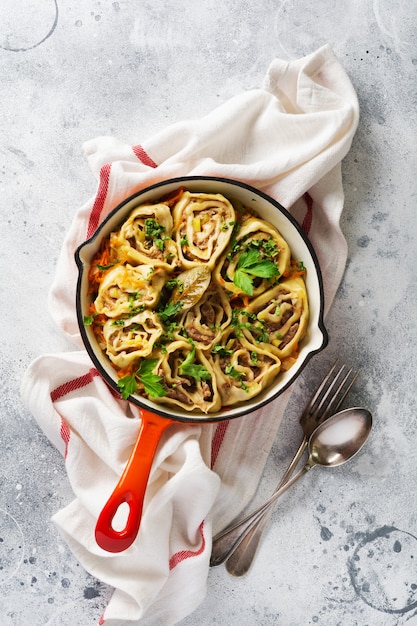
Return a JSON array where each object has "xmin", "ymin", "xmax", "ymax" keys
[{"xmin": 21, "ymin": 44, "xmax": 359, "ymax": 626}]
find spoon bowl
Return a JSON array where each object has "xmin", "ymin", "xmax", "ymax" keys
[{"xmin": 309, "ymin": 407, "xmax": 372, "ymax": 467}]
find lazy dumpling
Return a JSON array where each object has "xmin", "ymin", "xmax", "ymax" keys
[
  {"xmin": 207, "ymin": 327, "xmax": 282, "ymax": 406},
  {"xmin": 240, "ymin": 277, "xmax": 309, "ymax": 364},
  {"xmin": 103, "ymin": 310, "xmax": 164, "ymax": 369},
  {"xmin": 111, "ymin": 203, "xmax": 179, "ymax": 271},
  {"xmin": 175, "ymin": 281, "xmax": 232, "ymax": 351},
  {"xmin": 94, "ymin": 263, "xmax": 166, "ymax": 317},
  {"xmin": 150, "ymin": 339, "xmax": 221, "ymax": 413},
  {"xmin": 172, "ymin": 191, "xmax": 235, "ymax": 269},
  {"xmin": 214, "ymin": 215, "xmax": 291, "ymax": 298}
]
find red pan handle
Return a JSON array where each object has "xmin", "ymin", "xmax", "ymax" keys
[{"xmin": 95, "ymin": 408, "xmax": 174, "ymax": 553}]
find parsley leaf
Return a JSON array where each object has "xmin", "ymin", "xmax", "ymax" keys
[
  {"xmin": 212, "ymin": 345, "xmax": 233, "ymax": 356},
  {"xmin": 158, "ymin": 301, "xmax": 183, "ymax": 322},
  {"xmin": 97, "ymin": 263, "xmax": 116, "ymax": 270},
  {"xmin": 117, "ymin": 374, "xmax": 139, "ymax": 400},
  {"xmin": 165, "ymin": 278, "xmax": 183, "ymax": 293},
  {"xmin": 179, "ymin": 345, "xmax": 211, "ymax": 381},
  {"xmin": 145, "ymin": 218, "xmax": 165, "ymax": 239},
  {"xmin": 233, "ymin": 269, "xmax": 254, "ymax": 295},
  {"xmin": 117, "ymin": 359, "xmax": 167, "ymax": 400},
  {"xmin": 137, "ymin": 359, "xmax": 167, "ymax": 398},
  {"xmin": 225, "ymin": 364, "xmax": 244, "ymax": 379},
  {"xmin": 233, "ymin": 248, "xmax": 280, "ymax": 295}
]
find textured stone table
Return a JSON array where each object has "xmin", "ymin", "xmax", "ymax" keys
[{"xmin": 1, "ymin": 1, "xmax": 416, "ymax": 625}]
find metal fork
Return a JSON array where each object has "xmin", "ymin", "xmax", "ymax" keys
[{"xmin": 210, "ymin": 362, "xmax": 359, "ymax": 570}]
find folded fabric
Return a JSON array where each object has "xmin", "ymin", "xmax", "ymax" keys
[{"xmin": 21, "ymin": 44, "xmax": 359, "ymax": 625}]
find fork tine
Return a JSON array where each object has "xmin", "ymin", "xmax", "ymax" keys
[
  {"xmin": 300, "ymin": 361, "xmax": 359, "ymax": 438},
  {"xmin": 301, "ymin": 360, "xmax": 340, "ymax": 417},
  {"xmin": 319, "ymin": 368, "xmax": 360, "ymax": 422}
]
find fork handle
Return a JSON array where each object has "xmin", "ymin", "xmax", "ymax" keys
[
  {"xmin": 210, "ymin": 456, "xmax": 312, "ymax": 567},
  {"xmin": 226, "ymin": 503, "xmax": 273, "ymax": 576},
  {"xmin": 224, "ymin": 437, "xmax": 308, "ymax": 576},
  {"xmin": 276, "ymin": 436, "xmax": 308, "ymax": 487}
]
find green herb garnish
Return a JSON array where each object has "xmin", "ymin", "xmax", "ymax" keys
[
  {"xmin": 233, "ymin": 247, "xmax": 280, "ymax": 295},
  {"xmin": 117, "ymin": 373, "xmax": 138, "ymax": 400},
  {"xmin": 145, "ymin": 218, "xmax": 165, "ymax": 239},
  {"xmin": 96, "ymin": 263, "xmax": 115, "ymax": 270},
  {"xmin": 179, "ymin": 344, "xmax": 211, "ymax": 381},
  {"xmin": 117, "ymin": 359, "xmax": 166, "ymax": 400},
  {"xmin": 271, "ymin": 299, "xmax": 281, "ymax": 316},
  {"xmin": 144, "ymin": 219, "xmax": 167, "ymax": 251},
  {"xmin": 212, "ymin": 345, "xmax": 233, "ymax": 356},
  {"xmin": 165, "ymin": 278, "xmax": 183, "ymax": 293},
  {"xmin": 83, "ymin": 314, "xmax": 96, "ymax": 326},
  {"xmin": 225, "ymin": 364, "xmax": 244, "ymax": 380},
  {"xmin": 158, "ymin": 301, "xmax": 183, "ymax": 322}
]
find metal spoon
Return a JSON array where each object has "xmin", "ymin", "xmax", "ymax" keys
[{"xmin": 210, "ymin": 407, "xmax": 372, "ymax": 569}]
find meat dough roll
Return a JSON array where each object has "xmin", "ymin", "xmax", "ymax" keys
[
  {"xmin": 111, "ymin": 203, "xmax": 179, "ymax": 271},
  {"xmin": 94, "ymin": 264, "xmax": 167, "ymax": 317},
  {"xmin": 175, "ymin": 282, "xmax": 232, "ymax": 351},
  {"xmin": 208, "ymin": 328, "xmax": 282, "ymax": 406},
  {"xmin": 214, "ymin": 216, "xmax": 291, "ymax": 297},
  {"xmin": 103, "ymin": 310, "xmax": 164, "ymax": 369},
  {"xmin": 240, "ymin": 277, "xmax": 309, "ymax": 363},
  {"xmin": 151, "ymin": 340, "xmax": 221, "ymax": 414},
  {"xmin": 172, "ymin": 191, "xmax": 235, "ymax": 269}
]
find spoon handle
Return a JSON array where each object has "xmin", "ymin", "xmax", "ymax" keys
[
  {"xmin": 210, "ymin": 462, "xmax": 313, "ymax": 567},
  {"xmin": 225, "ymin": 438, "xmax": 308, "ymax": 576}
]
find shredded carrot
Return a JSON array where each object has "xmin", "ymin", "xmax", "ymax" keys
[
  {"xmin": 161, "ymin": 186, "xmax": 186, "ymax": 207},
  {"xmin": 88, "ymin": 238, "xmax": 114, "ymax": 294},
  {"xmin": 115, "ymin": 363, "xmax": 135, "ymax": 379},
  {"xmin": 283, "ymin": 260, "xmax": 307, "ymax": 279}
]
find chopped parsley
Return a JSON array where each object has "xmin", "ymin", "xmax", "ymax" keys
[
  {"xmin": 158, "ymin": 300, "xmax": 183, "ymax": 322},
  {"xmin": 165, "ymin": 278, "xmax": 183, "ymax": 293},
  {"xmin": 145, "ymin": 218, "xmax": 165, "ymax": 239},
  {"xmin": 230, "ymin": 308, "xmax": 269, "ymax": 343},
  {"xmin": 225, "ymin": 364, "xmax": 244, "ymax": 380},
  {"xmin": 179, "ymin": 342, "xmax": 211, "ymax": 381},
  {"xmin": 145, "ymin": 218, "xmax": 167, "ymax": 251},
  {"xmin": 212, "ymin": 345, "xmax": 233, "ymax": 356},
  {"xmin": 224, "ymin": 364, "xmax": 249, "ymax": 393},
  {"xmin": 96, "ymin": 263, "xmax": 116, "ymax": 270},
  {"xmin": 271, "ymin": 299, "xmax": 281, "ymax": 316}
]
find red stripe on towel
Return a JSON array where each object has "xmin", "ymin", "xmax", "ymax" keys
[
  {"xmin": 169, "ymin": 521, "xmax": 206, "ymax": 570},
  {"xmin": 132, "ymin": 145, "xmax": 158, "ymax": 168},
  {"xmin": 50, "ymin": 368, "xmax": 100, "ymax": 402},
  {"xmin": 210, "ymin": 420, "xmax": 230, "ymax": 468},
  {"xmin": 301, "ymin": 192, "xmax": 313, "ymax": 235},
  {"xmin": 86, "ymin": 163, "xmax": 112, "ymax": 238},
  {"xmin": 60, "ymin": 418, "xmax": 71, "ymax": 459}
]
